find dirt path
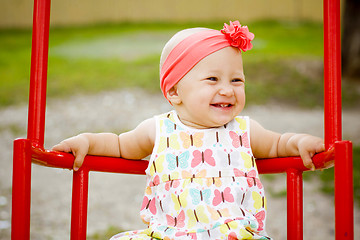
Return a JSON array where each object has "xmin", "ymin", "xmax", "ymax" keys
[{"xmin": 0, "ymin": 88, "xmax": 359, "ymax": 239}]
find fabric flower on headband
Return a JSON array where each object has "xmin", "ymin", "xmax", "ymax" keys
[{"xmin": 221, "ymin": 20, "xmax": 254, "ymax": 52}]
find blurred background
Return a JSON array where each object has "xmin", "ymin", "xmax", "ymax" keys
[{"xmin": 0, "ymin": 0, "xmax": 359, "ymax": 239}]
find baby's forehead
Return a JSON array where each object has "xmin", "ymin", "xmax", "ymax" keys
[{"xmin": 160, "ymin": 28, "xmax": 211, "ymax": 67}]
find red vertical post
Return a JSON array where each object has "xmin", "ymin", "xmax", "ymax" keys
[
  {"xmin": 324, "ymin": 0, "xmax": 354, "ymax": 239},
  {"xmin": 335, "ymin": 141, "xmax": 353, "ymax": 239},
  {"xmin": 71, "ymin": 168, "xmax": 90, "ymax": 240},
  {"xmin": 27, "ymin": 0, "xmax": 51, "ymax": 147},
  {"xmin": 11, "ymin": 139, "xmax": 32, "ymax": 240},
  {"xmin": 11, "ymin": 0, "xmax": 51, "ymax": 239},
  {"xmin": 287, "ymin": 169, "xmax": 303, "ymax": 240},
  {"xmin": 323, "ymin": 0, "xmax": 342, "ymax": 149}
]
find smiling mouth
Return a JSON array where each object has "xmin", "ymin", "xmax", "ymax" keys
[{"xmin": 211, "ymin": 103, "xmax": 233, "ymax": 108}]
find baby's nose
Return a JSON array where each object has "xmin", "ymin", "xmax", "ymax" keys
[{"xmin": 219, "ymin": 85, "xmax": 234, "ymax": 96}]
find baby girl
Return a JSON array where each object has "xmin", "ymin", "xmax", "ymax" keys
[{"xmin": 53, "ymin": 21, "xmax": 325, "ymax": 239}]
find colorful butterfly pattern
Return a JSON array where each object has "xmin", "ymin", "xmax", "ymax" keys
[
  {"xmin": 115, "ymin": 111, "xmax": 270, "ymax": 240},
  {"xmin": 212, "ymin": 187, "xmax": 235, "ymax": 206},
  {"xmin": 166, "ymin": 210, "xmax": 186, "ymax": 228},
  {"xmin": 254, "ymin": 210, "xmax": 266, "ymax": 231},
  {"xmin": 166, "ymin": 151, "xmax": 189, "ymax": 170},
  {"xmin": 191, "ymin": 149, "xmax": 215, "ymax": 168},
  {"xmin": 234, "ymin": 169, "xmax": 263, "ymax": 189},
  {"xmin": 171, "ymin": 189, "xmax": 189, "ymax": 211},
  {"xmin": 180, "ymin": 131, "xmax": 204, "ymax": 149},
  {"xmin": 187, "ymin": 205, "xmax": 210, "ymax": 228},
  {"xmin": 164, "ymin": 118, "xmax": 179, "ymax": 134},
  {"xmin": 149, "ymin": 155, "xmax": 164, "ymax": 175},
  {"xmin": 157, "ymin": 134, "xmax": 180, "ymax": 152},
  {"xmin": 189, "ymin": 188, "xmax": 212, "ymax": 205},
  {"xmin": 140, "ymin": 196, "xmax": 156, "ymax": 215},
  {"xmin": 252, "ymin": 191, "xmax": 267, "ymax": 210},
  {"xmin": 207, "ymin": 206, "xmax": 231, "ymax": 220}
]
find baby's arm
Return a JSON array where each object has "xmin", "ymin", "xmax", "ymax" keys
[
  {"xmin": 52, "ymin": 118, "xmax": 155, "ymax": 171},
  {"xmin": 250, "ymin": 119, "xmax": 325, "ymax": 170}
]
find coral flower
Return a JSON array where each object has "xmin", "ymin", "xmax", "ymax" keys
[{"xmin": 221, "ymin": 20, "xmax": 255, "ymax": 52}]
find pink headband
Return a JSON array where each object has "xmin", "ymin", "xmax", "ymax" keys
[{"xmin": 160, "ymin": 21, "xmax": 254, "ymax": 99}]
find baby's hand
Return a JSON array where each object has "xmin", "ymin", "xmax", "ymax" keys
[
  {"xmin": 52, "ymin": 134, "xmax": 90, "ymax": 171},
  {"xmin": 297, "ymin": 135, "xmax": 325, "ymax": 171}
]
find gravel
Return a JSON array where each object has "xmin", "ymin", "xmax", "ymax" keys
[{"xmin": 0, "ymin": 88, "xmax": 359, "ymax": 239}]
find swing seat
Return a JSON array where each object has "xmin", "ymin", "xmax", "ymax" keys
[{"xmin": 11, "ymin": 0, "xmax": 354, "ymax": 239}]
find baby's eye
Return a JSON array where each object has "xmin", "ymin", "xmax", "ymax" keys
[
  {"xmin": 232, "ymin": 78, "xmax": 245, "ymax": 83},
  {"xmin": 206, "ymin": 77, "xmax": 218, "ymax": 81}
]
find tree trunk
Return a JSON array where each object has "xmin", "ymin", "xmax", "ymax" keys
[{"xmin": 341, "ymin": 0, "xmax": 360, "ymax": 79}]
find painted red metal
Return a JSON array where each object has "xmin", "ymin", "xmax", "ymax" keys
[
  {"xmin": 323, "ymin": 0, "xmax": 342, "ymax": 149},
  {"xmin": 30, "ymin": 145, "xmax": 335, "ymax": 174},
  {"xmin": 335, "ymin": 141, "xmax": 354, "ymax": 239},
  {"xmin": 287, "ymin": 169, "xmax": 303, "ymax": 240},
  {"xmin": 11, "ymin": 0, "xmax": 353, "ymax": 239},
  {"xmin": 11, "ymin": 139, "xmax": 32, "ymax": 240},
  {"xmin": 31, "ymin": 147, "xmax": 150, "ymax": 174},
  {"xmin": 71, "ymin": 169, "xmax": 90, "ymax": 240},
  {"xmin": 324, "ymin": 0, "xmax": 354, "ymax": 239},
  {"xmin": 11, "ymin": 0, "xmax": 50, "ymax": 239},
  {"xmin": 27, "ymin": 0, "xmax": 50, "ymax": 147}
]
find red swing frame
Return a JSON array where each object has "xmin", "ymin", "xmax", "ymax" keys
[{"xmin": 11, "ymin": 0, "xmax": 354, "ymax": 239}]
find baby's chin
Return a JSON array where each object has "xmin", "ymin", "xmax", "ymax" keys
[{"xmin": 211, "ymin": 121, "xmax": 232, "ymax": 128}]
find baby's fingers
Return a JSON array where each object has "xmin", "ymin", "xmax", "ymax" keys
[
  {"xmin": 51, "ymin": 136, "xmax": 89, "ymax": 171},
  {"xmin": 52, "ymin": 142, "xmax": 72, "ymax": 153},
  {"xmin": 300, "ymin": 150, "xmax": 315, "ymax": 171},
  {"xmin": 73, "ymin": 151, "xmax": 87, "ymax": 171}
]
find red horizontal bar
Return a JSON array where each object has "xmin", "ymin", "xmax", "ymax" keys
[
  {"xmin": 257, "ymin": 147, "xmax": 335, "ymax": 174},
  {"xmin": 29, "ymin": 139, "xmax": 336, "ymax": 174},
  {"xmin": 31, "ymin": 143, "xmax": 149, "ymax": 174}
]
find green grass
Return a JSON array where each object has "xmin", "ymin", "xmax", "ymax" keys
[
  {"xmin": 0, "ymin": 30, "xmax": 32, "ymax": 106},
  {"xmin": 247, "ymin": 21, "xmax": 324, "ymax": 60},
  {"xmin": 3, "ymin": 20, "xmax": 358, "ymax": 109}
]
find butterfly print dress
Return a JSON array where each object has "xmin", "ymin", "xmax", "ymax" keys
[{"xmin": 111, "ymin": 111, "xmax": 271, "ymax": 240}]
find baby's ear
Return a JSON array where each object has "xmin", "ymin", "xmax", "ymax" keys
[{"xmin": 166, "ymin": 86, "xmax": 181, "ymax": 105}]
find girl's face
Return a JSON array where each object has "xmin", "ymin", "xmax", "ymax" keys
[{"xmin": 170, "ymin": 47, "xmax": 246, "ymax": 129}]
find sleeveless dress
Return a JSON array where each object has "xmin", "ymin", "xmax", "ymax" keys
[{"xmin": 110, "ymin": 110, "xmax": 271, "ymax": 240}]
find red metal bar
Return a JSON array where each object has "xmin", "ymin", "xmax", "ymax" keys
[
  {"xmin": 323, "ymin": 0, "xmax": 354, "ymax": 239},
  {"xmin": 71, "ymin": 168, "xmax": 90, "ymax": 240},
  {"xmin": 31, "ymin": 146, "xmax": 334, "ymax": 174},
  {"xmin": 323, "ymin": 0, "xmax": 342, "ymax": 149},
  {"xmin": 11, "ymin": 1, "xmax": 51, "ymax": 239},
  {"xmin": 27, "ymin": 0, "xmax": 51, "ymax": 147},
  {"xmin": 257, "ymin": 149, "xmax": 334, "ymax": 174},
  {"xmin": 11, "ymin": 139, "xmax": 32, "ymax": 240},
  {"xmin": 31, "ymin": 147, "xmax": 149, "ymax": 174},
  {"xmin": 286, "ymin": 168, "xmax": 303, "ymax": 240},
  {"xmin": 335, "ymin": 141, "xmax": 353, "ymax": 239}
]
